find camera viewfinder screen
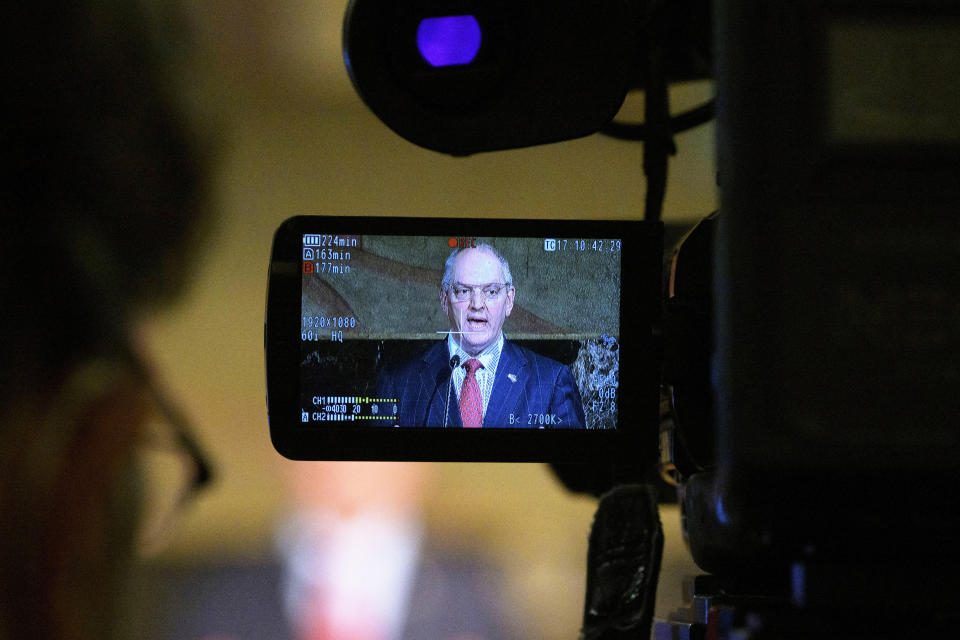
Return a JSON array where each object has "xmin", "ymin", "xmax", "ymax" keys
[{"xmin": 299, "ymin": 232, "xmax": 624, "ymax": 430}]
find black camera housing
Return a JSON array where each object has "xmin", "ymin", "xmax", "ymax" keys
[
  {"xmin": 343, "ymin": 0, "xmax": 641, "ymax": 155},
  {"xmin": 683, "ymin": 0, "xmax": 960, "ymax": 577},
  {"xmin": 265, "ymin": 215, "xmax": 663, "ymax": 462}
]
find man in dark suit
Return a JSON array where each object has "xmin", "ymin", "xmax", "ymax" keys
[{"xmin": 377, "ymin": 244, "xmax": 585, "ymax": 428}]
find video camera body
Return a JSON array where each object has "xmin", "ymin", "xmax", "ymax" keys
[{"xmin": 266, "ymin": 0, "xmax": 960, "ymax": 637}]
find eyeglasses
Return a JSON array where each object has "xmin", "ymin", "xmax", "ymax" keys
[
  {"xmin": 134, "ymin": 371, "xmax": 213, "ymax": 555},
  {"xmin": 124, "ymin": 345, "xmax": 213, "ymax": 556},
  {"xmin": 448, "ymin": 282, "xmax": 511, "ymax": 302},
  {"xmin": 51, "ymin": 346, "xmax": 213, "ymax": 557}
]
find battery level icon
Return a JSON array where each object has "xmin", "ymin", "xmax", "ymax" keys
[{"xmin": 544, "ymin": 238, "xmax": 557, "ymax": 251}]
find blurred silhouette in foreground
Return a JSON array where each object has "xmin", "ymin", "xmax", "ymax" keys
[
  {"xmin": 279, "ymin": 462, "xmax": 515, "ymax": 640},
  {"xmin": 146, "ymin": 461, "xmax": 519, "ymax": 640},
  {"xmin": 0, "ymin": 2, "xmax": 211, "ymax": 639}
]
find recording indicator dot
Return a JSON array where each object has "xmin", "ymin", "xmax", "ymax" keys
[{"xmin": 448, "ymin": 237, "xmax": 458, "ymax": 248}]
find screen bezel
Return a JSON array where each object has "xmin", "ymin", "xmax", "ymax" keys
[{"xmin": 266, "ymin": 215, "xmax": 662, "ymax": 462}]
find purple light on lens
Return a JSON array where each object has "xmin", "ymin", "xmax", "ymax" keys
[{"xmin": 416, "ymin": 15, "xmax": 482, "ymax": 67}]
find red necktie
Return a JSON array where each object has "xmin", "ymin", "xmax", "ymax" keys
[{"xmin": 459, "ymin": 359, "xmax": 483, "ymax": 428}]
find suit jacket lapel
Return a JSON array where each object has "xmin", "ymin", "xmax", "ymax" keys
[
  {"xmin": 485, "ymin": 339, "xmax": 528, "ymax": 428},
  {"xmin": 419, "ymin": 341, "xmax": 461, "ymax": 427}
]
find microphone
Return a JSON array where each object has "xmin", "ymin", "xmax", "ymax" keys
[{"xmin": 443, "ymin": 355, "xmax": 460, "ymax": 428}]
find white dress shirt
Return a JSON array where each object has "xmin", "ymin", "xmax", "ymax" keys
[{"xmin": 446, "ymin": 332, "xmax": 504, "ymax": 419}]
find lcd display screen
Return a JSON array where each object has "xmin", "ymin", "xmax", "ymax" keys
[
  {"xmin": 299, "ymin": 232, "xmax": 623, "ymax": 429},
  {"xmin": 266, "ymin": 216, "xmax": 661, "ymax": 461}
]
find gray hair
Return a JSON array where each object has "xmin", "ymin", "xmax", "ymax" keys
[{"xmin": 441, "ymin": 243, "xmax": 514, "ymax": 290}]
